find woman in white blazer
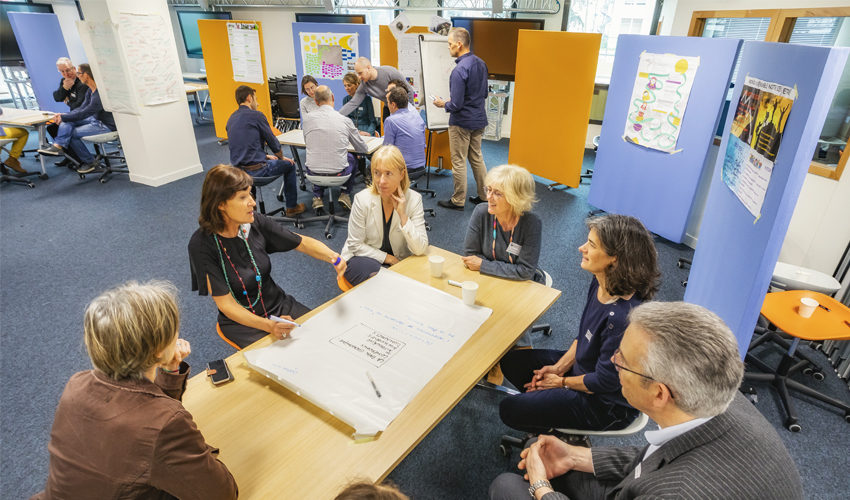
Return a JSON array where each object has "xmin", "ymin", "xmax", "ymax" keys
[{"xmin": 341, "ymin": 145, "xmax": 429, "ymax": 286}]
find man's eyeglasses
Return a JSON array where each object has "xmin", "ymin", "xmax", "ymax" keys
[{"xmin": 612, "ymin": 348, "xmax": 655, "ymax": 381}]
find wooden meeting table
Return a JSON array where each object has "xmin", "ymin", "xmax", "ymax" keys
[{"xmin": 181, "ymin": 245, "xmax": 561, "ymax": 498}]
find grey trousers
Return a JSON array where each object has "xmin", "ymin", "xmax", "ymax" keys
[
  {"xmin": 489, "ymin": 470, "xmax": 616, "ymax": 500},
  {"xmin": 448, "ymin": 125, "xmax": 487, "ymax": 205}
]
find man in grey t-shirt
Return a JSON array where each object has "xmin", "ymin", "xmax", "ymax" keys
[{"xmin": 337, "ymin": 57, "xmax": 412, "ymax": 118}]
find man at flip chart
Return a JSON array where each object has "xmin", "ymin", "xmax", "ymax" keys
[{"xmin": 433, "ymin": 27, "xmax": 489, "ymax": 212}]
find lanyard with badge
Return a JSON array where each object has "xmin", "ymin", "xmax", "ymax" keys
[{"xmin": 493, "ymin": 216, "xmax": 521, "ymax": 263}]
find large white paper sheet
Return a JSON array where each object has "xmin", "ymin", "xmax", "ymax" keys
[
  {"xmin": 623, "ymin": 52, "xmax": 700, "ymax": 153},
  {"xmin": 116, "ymin": 13, "xmax": 183, "ymax": 106},
  {"xmin": 77, "ymin": 21, "xmax": 139, "ymax": 115},
  {"xmin": 398, "ymin": 34, "xmax": 423, "ymax": 107},
  {"xmin": 243, "ymin": 268, "xmax": 492, "ymax": 438},
  {"xmin": 227, "ymin": 22, "xmax": 264, "ymax": 84},
  {"xmin": 721, "ymin": 76, "xmax": 796, "ymax": 219}
]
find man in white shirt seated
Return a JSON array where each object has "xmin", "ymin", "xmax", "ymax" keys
[
  {"xmin": 490, "ymin": 301, "xmax": 803, "ymax": 500},
  {"xmin": 301, "ymin": 86, "xmax": 368, "ymax": 212}
]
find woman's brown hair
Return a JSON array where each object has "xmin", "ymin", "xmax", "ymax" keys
[
  {"xmin": 334, "ymin": 480, "xmax": 409, "ymax": 500},
  {"xmin": 586, "ymin": 214, "xmax": 661, "ymax": 300},
  {"xmin": 198, "ymin": 164, "xmax": 253, "ymax": 234}
]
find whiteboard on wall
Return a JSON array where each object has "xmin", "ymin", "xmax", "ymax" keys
[{"xmin": 419, "ymin": 34, "xmax": 454, "ymax": 130}]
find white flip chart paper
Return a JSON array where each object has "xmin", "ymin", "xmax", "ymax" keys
[{"xmin": 243, "ymin": 268, "xmax": 492, "ymax": 438}]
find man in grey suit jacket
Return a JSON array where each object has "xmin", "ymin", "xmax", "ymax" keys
[{"xmin": 490, "ymin": 301, "xmax": 803, "ymax": 500}]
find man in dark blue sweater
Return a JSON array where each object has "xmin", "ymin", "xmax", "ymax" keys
[
  {"xmin": 225, "ymin": 85, "xmax": 305, "ymax": 216},
  {"xmin": 38, "ymin": 64, "xmax": 116, "ymax": 174},
  {"xmin": 48, "ymin": 57, "xmax": 88, "ymax": 167}
]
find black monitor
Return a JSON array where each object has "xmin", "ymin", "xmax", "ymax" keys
[
  {"xmin": 176, "ymin": 10, "xmax": 233, "ymax": 59},
  {"xmin": 450, "ymin": 17, "xmax": 546, "ymax": 81},
  {"xmin": 295, "ymin": 13, "xmax": 366, "ymax": 24},
  {"xmin": 1, "ymin": 2, "xmax": 54, "ymax": 65}
]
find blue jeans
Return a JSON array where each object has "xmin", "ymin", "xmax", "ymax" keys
[
  {"xmin": 54, "ymin": 117, "xmax": 114, "ymax": 164},
  {"xmin": 245, "ymin": 159, "xmax": 299, "ymax": 209},
  {"xmin": 307, "ymin": 152, "xmax": 357, "ymax": 198},
  {"xmin": 499, "ymin": 349, "xmax": 638, "ymax": 433}
]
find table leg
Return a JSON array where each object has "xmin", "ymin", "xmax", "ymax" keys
[
  {"xmin": 193, "ymin": 91, "xmax": 212, "ymax": 123},
  {"xmin": 37, "ymin": 123, "xmax": 47, "ymax": 177},
  {"xmin": 279, "ymin": 145, "xmax": 307, "ymax": 201}
]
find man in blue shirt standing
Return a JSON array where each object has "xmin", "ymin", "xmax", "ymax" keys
[
  {"xmin": 433, "ymin": 27, "xmax": 489, "ymax": 211},
  {"xmin": 225, "ymin": 85, "xmax": 305, "ymax": 216},
  {"xmin": 383, "ymin": 86, "xmax": 426, "ymax": 173}
]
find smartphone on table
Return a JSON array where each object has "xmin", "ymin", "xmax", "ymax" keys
[{"xmin": 207, "ymin": 359, "xmax": 234, "ymax": 386}]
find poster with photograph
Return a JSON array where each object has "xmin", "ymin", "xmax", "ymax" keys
[
  {"xmin": 300, "ymin": 32, "xmax": 359, "ymax": 80},
  {"xmin": 721, "ymin": 76, "xmax": 796, "ymax": 219},
  {"xmin": 623, "ymin": 52, "xmax": 700, "ymax": 153},
  {"xmin": 389, "ymin": 12, "xmax": 411, "ymax": 40},
  {"xmin": 429, "ymin": 15, "xmax": 452, "ymax": 36}
]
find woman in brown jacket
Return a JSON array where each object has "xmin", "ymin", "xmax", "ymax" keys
[{"xmin": 30, "ymin": 281, "xmax": 238, "ymax": 500}]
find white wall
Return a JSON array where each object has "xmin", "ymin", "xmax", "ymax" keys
[{"xmin": 44, "ymin": 0, "xmax": 87, "ymax": 66}]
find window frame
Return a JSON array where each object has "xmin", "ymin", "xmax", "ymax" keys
[{"xmin": 689, "ymin": 7, "xmax": 850, "ymax": 181}]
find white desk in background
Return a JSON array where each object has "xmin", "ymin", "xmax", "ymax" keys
[{"xmin": 0, "ymin": 107, "xmax": 53, "ymax": 178}]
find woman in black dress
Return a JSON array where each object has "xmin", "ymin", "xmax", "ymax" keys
[{"xmin": 189, "ymin": 165, "xmax": 346, "ymax": 349}]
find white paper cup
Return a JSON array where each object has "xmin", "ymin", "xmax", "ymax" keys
[
  {"xmin": 462, "ymin": 281, "xmax": 479, "ymax": 306},
  {"xmin": 795, "ymin": 270, "xmax": 811, "ymax": 283},
  {"xmin": 799, "ymin": 297, "xmax": 818, "ymax": 318},
  {"xmin": 429, "ymin": 255, "xmax": 444, "ymax": 278}
]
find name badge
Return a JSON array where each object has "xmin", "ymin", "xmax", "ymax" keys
[
  {"xmin": 634, "ymin": 462, "xmax": 641, "ymax": 479},
  {"xmin": 506, "ymin": 242, "xmax": 522, "ymax": 256},
  {"xmin": 585, "ymin": 330, "xmax": 593, "ymax": 341}
]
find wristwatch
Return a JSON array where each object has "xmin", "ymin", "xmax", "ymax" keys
[
  {"xmin": 529, "ymin": 479, "xmax": 553, "ymax": 499},
  {"xmin": 562, "ymin": 377, "xmax": 570, "ymax": 390}
]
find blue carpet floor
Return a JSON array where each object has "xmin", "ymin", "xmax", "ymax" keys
[{"xmin": 2, "ymin": 114, "xmax": 849, "ymax": 499}]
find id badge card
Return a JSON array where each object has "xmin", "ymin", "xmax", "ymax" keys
[{"xmin": 506, "ymin": 242, "xmax": 522, "ymax": 256}]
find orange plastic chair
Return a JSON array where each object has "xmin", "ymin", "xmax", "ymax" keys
[
  {"xmin": 216, "ymin": 322, "xmax": 242, "ymax": 351},
  {"xmin": 337, "ymin": 275, "xmax": 354, "ymax": 292},
  {"xmin": 742, "ymin": 290, "xmax": 850, "ymax": 432}
]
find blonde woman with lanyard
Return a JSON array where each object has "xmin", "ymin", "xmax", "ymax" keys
[{"xmin": 462, "ymin": 164, "xmax": 543, "ymax": 382}]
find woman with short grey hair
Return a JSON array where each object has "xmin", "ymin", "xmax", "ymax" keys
[{"xmin": 30, "ymin": 281, "xmax": 238, "ymax": 500}]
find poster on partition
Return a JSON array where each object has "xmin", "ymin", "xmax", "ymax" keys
[
  {"xmin": 77, "ymin": 21, "xmax": 139, "ymax": 115},
  {"xmin": 398, "ymin": 34, "xmax": 422, "ymax": 107},
  {"xmin": 117, "ymin": 13, "xmax": 183, "ymax": 106},
  {"xmin": 722, "ymin": 76, "xmax": 796, "ymax": 219},
  {"xmin": 227, "ymin": 22, "xmax": 264, "ymax": 84},
  {"xmin": 300, "ymin": 32, "xmax": 359, "ymax": 80},
  {"xmin": 623, "ymin": 52, "xmax": 700, "ymax": 153}
]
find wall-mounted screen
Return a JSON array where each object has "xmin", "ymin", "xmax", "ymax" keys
[
  {"xmin": 295, "ymin": 13, "xmax": 366, "ymax": 24},
  {"xmin": 176, "ymin": 10, "xmax": 233, "ymax": 59},
  {"xmin": 1, "ymin": 2, "xmax": 54, "ymax": 65},
  {"xmin": 450, "ymin": 17, "xmax": 546, "ymax": 81}
]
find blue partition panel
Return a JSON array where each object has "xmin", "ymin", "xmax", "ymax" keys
[
  {"xmin": 8, "ymin": 12, "xmax": 73, "ymax": 113},
  {"xmin": 588, "ymin": 35, "xmax": 741, "ymax": 243},
  {"xmin": 684, "ymin": 42, "xmax": 849, "ymax": 356},
  {"xmin": 290, "ymin": 23, "xmax": 371, "ymax": 112}
]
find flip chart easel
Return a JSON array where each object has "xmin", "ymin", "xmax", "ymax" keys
[
  {"xmin": 198, "ymin": 19, "xmax": 278, "ymax": 139},
  {"xmin": 683, "ymin": 42, "xmax": 849, "ymax": 356},
  {"xmin": 8, "ymin": 12, "xmax": 73, "ymax": 113},
  {"xmin": 508, "ymin": 31, "xmax": 601, "ymax": 189},
  {"xmin": 587, "ymin": 35, "xmax": 741, "ymax": 243}
]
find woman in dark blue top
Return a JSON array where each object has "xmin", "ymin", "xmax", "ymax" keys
[
  {"xmin": 499, "ymin": 214, "xmax": 660, "ymax": 433},
  {"xmin": 342, "ymin": 73, "xmax": 379, "ymax": 137}
]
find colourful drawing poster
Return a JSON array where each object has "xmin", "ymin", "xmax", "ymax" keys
[
  {"xmin": 623, "ymin": 52, "xmax": 700, "ymax": 153},
  {"xmin": 300, "ymin": 32, "xmax": 358, "ymax": 81},
  {"xmin": 722, "ymin": 76, "xmax": 796, "ymax": 219}
]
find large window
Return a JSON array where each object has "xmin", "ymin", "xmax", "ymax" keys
[
  {"xmin": 690, "ymin": 8, "xmax": 850, "ymax": 181},
  {"xmin": 567, "ymin": 0, "xmax": 658, "ymax": 82}
]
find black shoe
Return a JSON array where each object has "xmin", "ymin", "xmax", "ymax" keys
[
  {"xmin": 37, "ymin": 145, "xmax": 62, "ymax": 156},
  {"xmin": 437, "ymin": 200, "xmax": 465, "ymax": 211},
  {"xmin": 469, "ymin": 196, "xmax": 486, "ymax": 205},
  {"xmin": 78, "ymin": 163, "xmax": 98, "ymax": 174},
  {"xmin": 55, "ymin": 158, "xmax": 72, "ymax": 167}
]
